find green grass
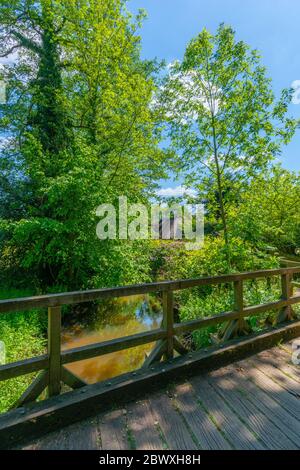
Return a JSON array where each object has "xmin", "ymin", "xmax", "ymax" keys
[{"xmin": 0, "ymin": 287, "xmax": 46, "ymax": 413}]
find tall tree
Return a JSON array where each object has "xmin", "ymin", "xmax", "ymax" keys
[
  {"xmin": 157, "ymin": 24, "xmax": 298, "ymax": 267},
  {"xmin": 0, "ymin": 0, "xmax": 163, "ymax": 289},
  {"xmin": 0, "ymin": 0, "xmax": 72, "ymax": 158}
]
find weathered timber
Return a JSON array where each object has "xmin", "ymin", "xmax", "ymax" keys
[
  {"xmin": 173, "ymin": 336, "xmax": 189, "ymax": 355},
  {"xmin": 246, "ymin": 356, "xmax": 300, "ymax": 397},
  {"xmin": 173, "ymin": 296, "xmax": 300, "ymax": 335},
  {"xmin": 277, "ymin": 273, "xmax": 297, "ymax": 323},
  {"xmin": 1, "ymin": 267, "xmax": 300, "ymax": 314},
  {"xmin": 127, "ymin": 400, "xmax": 164, "ymax": 450},
  {"xmin": 173, "ymin": 382, "xmax": 232, "ymax": 450},
  {"xmin": 61, "ymin": 366, "xmax": 88, "ymax": 389},
  {"xmin": 1, "ymin": 266, "xmax": 300, "ymax": 405},
  {"xmin": 61, "ymin": 328, "xmax": 166, "ymax": 364},
  {"xmin": 12, "ymin": 371, "xmax": 49, "ymax": 409},
  {"xmin": 268, "ymin": 347, "xmax": 300, "ymax": 379},
  {"xmin": 48, "ymin": 306, "xmax": 61, "ymax": 397},
  {"xmin": 1, "ymin": 321, "xmax": 300, "ymax": 449},
  {"xmin": 0, "ymin": 355, "xmax": 48, "ymax": 382},
  {"xmin": 235, "ymin": 359, "xmax": 300, "ymax": 420},
  {"xmin": 32, "ymin": 418, "xmax": 99, "ymax": 450},
  {"xmin": 100, "ymin": 409, "xmax": 129, "ymax": 450},
  {"xmin": 207, "ymin": 372, "xmax": 297, "ymax": 449},
  {"xmin": 218, "ymin": 279, "xmax": 252, "ymax": 342},
  {"xmin": 224, "ymin": 364, "xmax": 300, "ymax": 447},
  {"xmin": 149, "ymin": 393, "xmax": 197, "ymax": 450},
  {"xmin": 142, "ymin": 340, "xmax": 166, "ymax": 369},
  {"xmin": 190, "ymin": 376, "xmax": 264, "ymax": 450},
  {"xmin": 163, "ymin": 290, "xmax": 174, "ymax": 359},
  {"xmin": 280, "ymin": 259, "xmax": 300, "ymax": 268}
]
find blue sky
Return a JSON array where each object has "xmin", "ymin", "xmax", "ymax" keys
[{"xmin": 130, "ymin": 0, "xmax": 300, "ymax": 188}]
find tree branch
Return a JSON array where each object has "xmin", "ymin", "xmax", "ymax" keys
[{"xmin": 10, "ymin": 29, "xmax": 43, "ymax": 56}]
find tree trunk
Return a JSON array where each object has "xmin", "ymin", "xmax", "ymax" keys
[{"xmin": 211, "ymin": 115, "xmax": 231, "ymax": 269}]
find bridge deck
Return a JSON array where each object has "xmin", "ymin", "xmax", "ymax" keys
[{"xmin": 20, "ymin": 341, "xmax": 300, "ymax": 450}]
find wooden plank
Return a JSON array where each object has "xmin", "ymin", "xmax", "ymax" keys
[
  {"xmin": 142, "ymin": 340, "xmax": 166, "ymax": 369},
  {"xmin": 149, "ymin": 393, "xmax": 197, "ymax": 450},
  {"xmin": 0, "ymin": 355, "xmax": 48, "ymax": 382},
  {"xmin": 48, "ymin": 306, "xmax": 62, "ymax": 397},
  {"xmin": 224, "ymin": 364, "xmax": 300, "ymax": 447},
  {"xmin": 271, "ymin": 347, "xmax": 300, "ymax": 379},
  {"xmin": 279, "ymin": 340, "xmax": 296, "ymax": 354},
  {"xmin": 190, "ymin": 375, "xmax": 264, "ymax": 450},
  {"xmin": 282, "ymin": 273, "xmax": 293, "ymax": 299},
  {"xmin": 1, "ymin": 321, "xmax": 300, "ymax": 450},
  {"xmin": 174, "ymin": 310, "xmax": 239, "ymax": 334},
  {"xmin": 243, "ymin": 297, "xmax": 300, "ymax": 316},
  {"xmin": 127, "ymin": 400, "xmax": 164, "ymax": 450},
  {"xmin": 247, "ymin": 356, "xmax": 300, "ymax": 397},
  {"xmin": 22, "ymin": 363, "xmax": 300, "ymax": 450},
  {"xmin": 61, "ymin": 366, "xmax": 87, "ymax": 389},
  {"xmin": 12, "ymin": 371, "xmax": 49, "ymax": 409},
  {"xmin": 100, "ymin": 409, "xmax": 129, "ymax": 450},
  {"xmin": 62, "ymin": 328, "xmax": 166, "ymax": 364},
  {"xmin": 236, "ymin": 359, "xmax": 300, "ymax": 420},
  {"xmin": 174, "ymin": 296, "xmax": 300, "ymax": 335},
  {"xmin": 33, "ymin": 418, "xmax": 99, "ymax": 450},
  {"xmin": 173, "ymin": 336, "xmax": 188, "ymax": 355},
  {"xmin": 173, "ymin": 382, "xmax": 232, "ymax": 450},
  {"xmin": 207, "ymin": 371, "xmax": 297, "ymax": 449},
  {"xmin": 280, "ymin": 259, "xmax": 300, "ymax": 268},
  {"xmin": 1, "ymin": 268, "xmax": 300, "ymax": 314},
  {"xmin": 163, "ymin": 291, "xmax": 174, "ymax": 359}
]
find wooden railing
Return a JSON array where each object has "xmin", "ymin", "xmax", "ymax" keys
[{"xmin": 1, "ymin": 267, "xmax": 300, "ymax": 409}]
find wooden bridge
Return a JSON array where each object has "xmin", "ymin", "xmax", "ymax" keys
[
  {"xmin": 0, "ymin": 267, "xmax": 300, "ymax": 450},
  {"xmin": 20, "ymin": 343, "xmax": 300, "ymax": 450}
]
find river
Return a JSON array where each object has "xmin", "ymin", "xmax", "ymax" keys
[{"xmin": 61, "ymin": 295, "xmax": 162, "ymax": 384}]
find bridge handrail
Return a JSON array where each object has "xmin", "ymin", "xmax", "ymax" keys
[
  {"xmin": 1, "ymin": 267, "xmax": 300, "ymax": 314},
  {"xmin": 1, "ymin": 267, "xmax": 300, "ymax": 406}
]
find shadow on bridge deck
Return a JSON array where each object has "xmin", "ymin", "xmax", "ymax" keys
[{"xmin": 20, "ymin": 340, "xmax": 300, "ymax": 450}]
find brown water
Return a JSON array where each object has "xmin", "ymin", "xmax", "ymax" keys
[{"xmin": 61, "ymin": 295, "xmax": 162, "ymax": 384}]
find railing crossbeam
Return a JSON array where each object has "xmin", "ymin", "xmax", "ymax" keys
[{"xmin": 0, "ymin": 267, "xmax": 300, "ymax": 408}]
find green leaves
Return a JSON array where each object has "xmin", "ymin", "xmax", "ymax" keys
[
  {"xmin": 232, "ymin": 165, "xmax": 300, "ymax": 252},
  {"xmin": 157, "ymin": 23, "xmax": 298, "ymax": 268},
  {"xmin": 0, "ymin": 0, "xmax": 164, "ymax": 290}
]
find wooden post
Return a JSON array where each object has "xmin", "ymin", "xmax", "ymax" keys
[
  {"xmin": 234, "ymin": 279, "xmax": 244, "ymax": 317},
  {"xmin": 217, "ymin": 279, "xmax": 251, "ymax": 342},
  {"xmin": 48, "ymin": 306, "xmax": 62, "ymax": 397},
  {"xmin": 162, "ymin": 290, "xmax": 174, "ymax": 359},
  {"xmin": 277, "ymin": 273, "xmax": 295, "ymax": 323}
]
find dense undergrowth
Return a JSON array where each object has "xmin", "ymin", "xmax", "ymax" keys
[{"xmin": 0, "ymin": 288, "xmax": 46, "ymax": 412}]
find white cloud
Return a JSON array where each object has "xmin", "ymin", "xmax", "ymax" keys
[
  {"xmin": 156, "ymin": 185, "xmax": 197, "ymax": 198},
  {"xmin": 291, "ymin": 80, "xmax": 300, "ymax": 105}
]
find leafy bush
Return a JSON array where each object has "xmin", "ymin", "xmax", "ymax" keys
[{"xmin": 0, "ymin": 288, "xmax": 46, "ymax": 412}]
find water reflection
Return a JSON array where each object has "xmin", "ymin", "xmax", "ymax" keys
[{"xmin": 61, "ymin": 295, "xmax": 162, "ymax": 384}]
